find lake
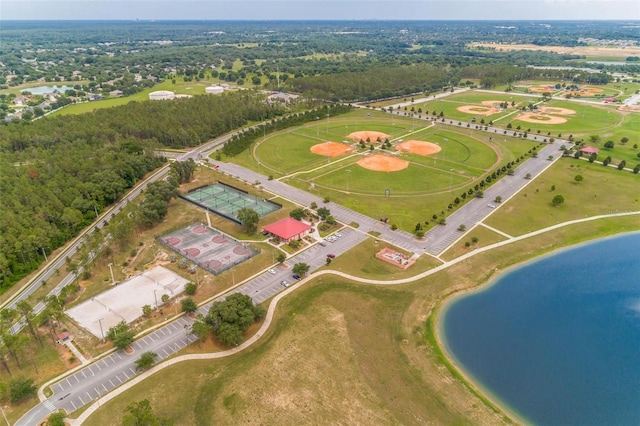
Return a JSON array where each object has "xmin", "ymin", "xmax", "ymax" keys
[
  {"xmin": 21, "ymin": 85, "xmax": 73, "ymax": 95},
  {"xmin": 441, "ymin": 233, "xmax": 640, "ymax": 425}
]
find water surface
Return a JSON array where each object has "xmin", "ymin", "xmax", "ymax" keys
[{"xmin": 442, "ymin": 233, "xmax": 640, "ymax": 425}]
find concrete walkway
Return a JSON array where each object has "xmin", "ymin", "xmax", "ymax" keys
[
  {"xmin": 69, "ymin": 210, "xmax": 640, "ymax": 425},
  {"xmin": 64, "ymin": 340, "xmax": 90, "ymax": 365}
]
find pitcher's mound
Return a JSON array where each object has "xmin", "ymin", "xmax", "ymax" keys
[
  {"xmin": 396, "ymin": 140, "xmax": 441, "ymax": 156},
  {"xmin": 357, "ymin": 154, "xmax": 408, "ymax": 172},
  {"xmin": 310, "ymin": 142, "xmax": 355, "ymax": 157},
  {"xmin": 347, "ymin": 131, "xmax": 390, "ymax": 143}
]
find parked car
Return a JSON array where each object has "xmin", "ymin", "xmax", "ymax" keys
[
  {"xmin": 281, "ymin": 280, "xmax": 289, "ymax": 287},
  {"xmin": 292, "ymin": 274, "xmax": 301, "ymax": 280},
  {"xmin": 268, "ymin": 268, "xmax": 277, "ymax": 275},
  {"xmin": 326, "ymin": 254, "xmax": 336, "ymax": 259},
  {"xmin": 335, "ymin": 232, "xmax": 342, "ymax": 238},
  {"xmin": 487, "ymin": 204, "xmax": 496, "ymax": 209},
  {"xmin": 319, "ymin": 241, "xmax": 326, "ymax": 247}
]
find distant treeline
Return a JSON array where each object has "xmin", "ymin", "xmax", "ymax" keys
[{"xmin": 0, "ymin": 92, "xmax": 283, "ymax": 289}]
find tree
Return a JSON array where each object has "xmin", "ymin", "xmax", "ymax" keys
[
  {"xmin": 604, "ymin": 140, "xmax": 615, "ymax": 149},
  {"xmin": 107, "ymin": 321, "xmax": 135, "ymax": 350},
  {"xmin": 184, "ymin": 282, "xmax": 197, "ymax": 296},
  {"xmin": 237, "ymin": 208, "xmax": 259, "ymax": 234},
  {"xmin": 189, "ymin": 314, "xmax": 213, "ymax": 345},
  {"xmin": 292, "ymin": 262, "xmax": 310, "ymax": 276},
  {"xmin": 47, "ymin": 412, "xmax": 66, "ymax": 426},
  {"xmin": 17, "ymin": 300, "xmax": 44, "ymax": 348},
  {"xmin": 589, "ymin": 153, "xmax": 597, "ymax": 163},
  {"xmin": 633, "ymin": 164, "xmax": 640, "ymax": 174},
  {"xmin": 317, "ymin": 207, "xmax": 331, "ymax": 220},
  {"xmin": 620, "ymin": 137, "xmax": 629, "ymax": 145},
  {"xmin": 603, "ymin": 156, "xmax": 612, "ymax": 166},
  {"xmin": 122, "ymin": 399, "xmax": 174, "ymax": 426},
  {"xmin": 574, "ymin": 175, "xmax": 583, "ymax": 183},
  {"xmin": 181, "ymin": 297, "xmax": 197, "ymax": 314},
  {"xmin": 289, "ymin": 208, "xmax": 306, "ymax": 220},
  {"xmin": 142, "ymin": 305, "xmax": 152, "ymax": 317},
  {"xmin": 206, "ymin": 293, "xmax": 263, "ymax": 346},
  {"xmin": 276, "ymin": 253, "xmax": 286, "ymax": 264},
  {"xmin": 617, "ymin": 160, "xmax": 626, "ymax": 170},
  {"xmin": 552, "ymin": 194, "xmax": 565, "ymax": 206},
  {"xmin": 135, "ymin": 351, "xmax": 157, "ymax": 371},
  {"xmin": 10, "ymin": 377, "xmax": 36, "ymax": 403}
]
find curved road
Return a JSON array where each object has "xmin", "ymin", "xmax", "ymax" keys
[{"xmin": 18, "ymin": 109, "xmax": 585, "ymax": 425}]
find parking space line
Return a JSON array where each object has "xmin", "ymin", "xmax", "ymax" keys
[
  {"xmin": 71, "ymin": 400, "xmax": 77, "ymax": 410},
  {"xmin": 116, "ymin": 375, "xmax": 123, "ymax": 384}
]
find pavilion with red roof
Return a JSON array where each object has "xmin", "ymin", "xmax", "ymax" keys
[
  {"xmin": 263, "ymin": 217, "xmax": 311, "ymax": 243},
  {"xmin": 579, "ymin": 146, "xmax": 599, "ymax": 156}
]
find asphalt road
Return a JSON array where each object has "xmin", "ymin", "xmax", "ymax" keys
[{"xmin": 18, "ymin": 110, "xmax": 571, "ymax": 425}]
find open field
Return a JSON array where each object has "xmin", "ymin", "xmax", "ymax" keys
[
  {"xmin": 230, "ymin": 108, "xmax": 542, "ymax": 230},
  {"xmin": 468, "ymin": 42, "xmax": 640, "ymax": 58},
  {"xmin": 80, "ymin": 213, "xmax": 640, "ymax": 426},
  {"xmin": 484, "ymin": 158, "xmax": 640, "ymax": 237},
  {"xmin": 506, "ymin": 100, "xmax": 622, "ymax": 135}
]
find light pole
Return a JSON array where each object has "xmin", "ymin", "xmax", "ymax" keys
[
  {"xmin": 153, "ymin": 289, "xmax": 158, "ymax": 310},
  {"xmin": 346, "ymin": 169, "xmax": 351, "ymax": 193},
  {"xmin": 316, "ymin": 116, "xmax": 319, "ymax": 136},
  {"xmin": 108, "ymin": 263, "xmax": 115, "ymax": 285},
  {"xmin": 97, "ymin": 317, "xmax": 105, "ymax": 342},
  {"xmin": 41, "ymin": 247, "xmax": 48, "ymax": 263}
]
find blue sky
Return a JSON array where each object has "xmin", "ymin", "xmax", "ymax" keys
[{"xmin": 1, "ymin": 0, "xmax": 639, "ymax": 20}]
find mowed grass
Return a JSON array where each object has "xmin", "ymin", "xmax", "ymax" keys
[
  {"xmin": 82, "ymin": 279, "xmax": 503, "ymax": 426},
  {"xmin": 310, "ymin": 160, "xmax": 471, "ymax": 196},
  {"xmin": 485, "ymin": 158, "xmax": 640, "ymax": 236},
  {"xmin": 322, "ymin": 238, "xmax": 443, "ymax": 278},
  {"xmin": 506, "ymin": 100, "xmax": 622, "ymax": 136},
  {"xmin": 413, "ymin": 91, "xmax": 539, "ymax": 122},
  {"xmin": 80, "ymin": 210, "xmax": 640, "ymax": 426}
]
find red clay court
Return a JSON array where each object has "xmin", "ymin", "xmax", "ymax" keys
[{"xmin": 158, "ymin": 223, "xmax": 257, "ymax": 274}]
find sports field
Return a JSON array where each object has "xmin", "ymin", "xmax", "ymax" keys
[
  {"xmin": 182, "ymin": 182, "xmax": 281, "ymax": 223},
  {"xmin": 227, "ymin": 108, "xmax": 538, "ymax": 230}
]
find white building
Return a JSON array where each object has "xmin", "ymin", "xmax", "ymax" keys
[
  {"xmin": 205, "ymin": 85, "xmax": 224, "ymax": 95},
  {"xmin": 149, "ymin": 90, "xmax": 175, "ymax": 101}
]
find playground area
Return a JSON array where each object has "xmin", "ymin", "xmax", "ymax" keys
[
  {"xmin": 181, "ymin": 182, "xmax": 281, "ymax": 223},
  {"xmin": 66, "ymin": 266, "xmax": 189, "ymax": 339},
  {"xmin": 158, "ymin": 223, "xmax": 258, "ymax": 275},
  {"xmin": 375, "ymin": 247, "xmax": 416, "ymax": 269}
]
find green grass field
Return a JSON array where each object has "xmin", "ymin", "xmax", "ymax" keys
[
  {"xmin": 485, "ymin": 158, "xmax": 640, "ymax": 236},
  {"xmin": 226, "ymin": 108, "xmax": 544, "ymax": 230}
]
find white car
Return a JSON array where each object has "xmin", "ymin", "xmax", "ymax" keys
[
  {"xmin": 281, "ymin": 280, "xmax": 289, "ymax": 287},
  {"xmin": 268, "ymin": 268, "xmax": 277, "ymax": 275},
  {"xmin": 335, "ymin": 232, "xmax": 342, "ymax": 238},
  {"xmin": 487, "ymin": 204, "xmax": 496, "ymax": 209}
]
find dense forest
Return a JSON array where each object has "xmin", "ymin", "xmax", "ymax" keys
[{"xmin": 0, "ymin": 91, "xmax": 283, "ymax": 289}]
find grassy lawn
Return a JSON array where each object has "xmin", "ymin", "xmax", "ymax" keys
[
  {"xmin": 321, "ymin": 238, "xmax": 443, "ymax": 280},
  {"xmin": 484, "ymin": 158, "xmax": 640, "ymax": 237},
  {"xmin": 440, "ymin": 225, "xmax": 509, "ymax": 262},
  {"xmin": 506, "ymin": 100, "xmax": 622, "ymax": 137},
  {"xmin": 79, "ymin": 213, "xmax": 640, "ymax": 426}
]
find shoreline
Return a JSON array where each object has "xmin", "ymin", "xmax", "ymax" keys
[{"xmin": 433, "ymin": 230, "xmax": 640, "ymax": 426}]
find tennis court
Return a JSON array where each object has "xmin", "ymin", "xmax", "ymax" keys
[
  {"xmin": 157, "ymin": 222, "xmax": 258, "ymax": 275},
  {"xmin": 181, "ymin": 182, "xmax": 281, "ymax": 224}
]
